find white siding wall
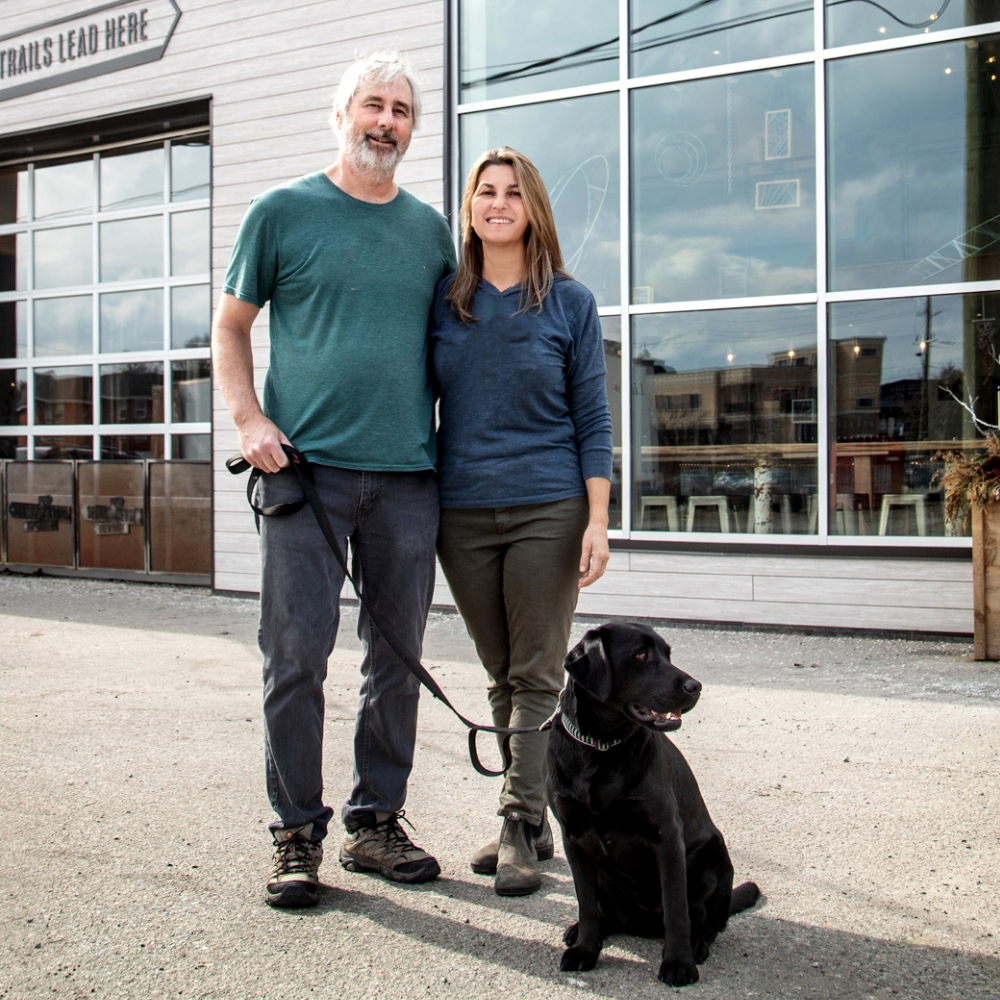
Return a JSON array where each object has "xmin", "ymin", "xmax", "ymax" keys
[
  {"xmin": 1, "ymin": 1, "xmax": 975, "ymax": 634},
  {"xmin": 0, "ymin": 0, "xmax": 448, "ymax": 596},
  {"xmin": 576, "ymin": 551, "xmax": 972, "ymax": 634}
]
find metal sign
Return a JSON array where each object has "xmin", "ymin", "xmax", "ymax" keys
[
  {"xmin": 0, "ymin": 0, "xmax": 181, "ymax": 103},
  {"xmin": 83, "ymin": 495, "xmax": 143, "ymax": 535},
  {"xmin": 8, "ymin": 494, "xmax": 73, "ymax": 532}
]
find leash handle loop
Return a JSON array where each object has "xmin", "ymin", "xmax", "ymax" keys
[{"xmin": 227, "ymin": 446, "xmax": 547, "ymax": 774}]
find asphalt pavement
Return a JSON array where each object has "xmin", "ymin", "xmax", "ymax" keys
[{"xmin": 1, "ymin": 573, "xmax": 998, "ymax": 1000}]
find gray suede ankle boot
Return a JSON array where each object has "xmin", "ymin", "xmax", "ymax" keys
[
  {"xmin": 494, "ymin": 815, "xmax": 543, "ymax": 896},
  {"xmin": 470, "ymin": 809, "xmax": 554, "ymax": 875}
]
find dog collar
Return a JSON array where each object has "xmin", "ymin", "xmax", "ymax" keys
[{"xmin": 560, "ymin": 711, "xmax": 626, "ymax": 751}]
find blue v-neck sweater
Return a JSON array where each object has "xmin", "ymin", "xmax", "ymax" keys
[{"xmin": 430, "ymin": 274, "xmax": 613, "ymax": 509}]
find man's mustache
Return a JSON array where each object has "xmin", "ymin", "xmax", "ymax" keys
[{"xmin": 365, "ymin": 129, "xmax": 398, "ymax": 146}]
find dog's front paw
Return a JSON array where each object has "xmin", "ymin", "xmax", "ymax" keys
[
  {"xmin": 561, "ymin": 945, "xmax": 600, "ymax": 972},
  {"xmin": 562, "ymin": 921, "xmax": 579, "ymax": 947},
  {"xmin": 657, "ymin": 959, "xmax": 699, "ymax": 987},
  {"xmin": 691, "ymin": 939, "xmax": 711, "ymax": 964}
]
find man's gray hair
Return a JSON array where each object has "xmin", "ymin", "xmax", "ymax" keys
[{"xmin": 332, "ymin": 52, "xmax": 423, "ymax": 132}]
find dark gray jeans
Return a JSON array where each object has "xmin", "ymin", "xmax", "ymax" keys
[{"xmin": 257, "ymin": 463, "xmax": 438, "ymax": 840}]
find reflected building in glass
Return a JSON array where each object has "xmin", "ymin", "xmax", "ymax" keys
[{"xmin": 454, "ymin": 0, "xmax": 1000, "ymax": 545}]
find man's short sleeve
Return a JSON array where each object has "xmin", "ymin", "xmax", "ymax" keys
[{"xmin": 222, "ymin": 197, "xmax": 279, "ymax": 308}]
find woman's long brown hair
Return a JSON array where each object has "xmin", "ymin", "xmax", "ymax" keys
[{"xmin": 445, "ymin": 146, "xmax": 569, "ymax": 323}]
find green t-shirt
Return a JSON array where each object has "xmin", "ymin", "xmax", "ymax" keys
[{"xmin": 223, "ymin": 172, "xmax": 457, "ymax": 470}]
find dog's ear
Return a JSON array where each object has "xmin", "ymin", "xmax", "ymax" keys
[{"xmin": 564, "ymin": 626, "xmax": 613, "ymax": 701}]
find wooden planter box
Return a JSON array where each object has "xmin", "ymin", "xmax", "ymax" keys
[{"xmin": 972, "ymin": 501, "xmax": 1000, "ymax": 659}]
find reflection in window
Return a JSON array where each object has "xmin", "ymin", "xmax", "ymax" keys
[
  {"xmin": 461, "ymin": 94, "xmax": 620, "ymax": 305},
  {"xmin": 34, "ymin": 296, "xmax": 92, "ymax": 357},
  {"xmin": 34, "ymin": 366, "xmax": 93, "ymax": 425},
  {"xmin": 171, "ymin": 140, "xmax": 210, "ymax": 201},
  {"xmin": 0, "ymin": 164, "xmax": 29, "ymax": 224},
  {"xmin": 100, "ymin": 363, "xmax": 163, "ymax": 424},
  {"xmin": 0, "ymin": 368, "xmax": 27, "ymax": 426},
  {"xmin": 100, "ymin": 216, "xmax": 163, "ymax": 282},
  {"xmin": 35, "ymin": 225, "xmax": 92, "ymax": 289},
  {"xmin": 100, "ymin": 289, "xmax": 163, "ymax": 353},
  {"xmin": 36, "ymin": 435, "xmax": 93, "ymax": 459},
  {"xmin": 632, "ymin": 66, "xmax": 815, "ymax": 303},
  {"xmin": 829, "ymin": 294, "xmax": 1000, "ymax": 537},
  {"xmin": 600, "ymin": 316, "xmax": 623, "ymax": 529},
  {"xmin": 100, "ymin": 434, "xmax": 164, "ymax": 459},
  {"xmin": 630, "ymin": 0, "xmax": 813, "ymax": 78},
  {"xmin": 0, "ymin": 232, "xmax": 27, "ymax": 291},
  {"xmin": 0, "ymin": 435, "xmax": 26, "ymax": 459},
  {"xmin": 826, "ymin": 0, "xmax": 1000, "ymax": 48},
  {"xmin": 172, "ymin": 433, "xmax": 210, "ymax": 459},
  {"xmin": 170, "ymin": 210, "xmax": 210, "ymax": 276},
  {"xmin": 100, "ymin": 147, "xmax": 163, "ymax": 210},
  {"xmin": 632, "ymin": 306, "xmax": 817, "ymax": 533},
  {"xmin": 171, "ymin": 285, "xmax": 211, "ymax": 348},
  {"xmin": 828, "ymin": 36, "xmax": 1000, "ymax": 291},
  {"xmin": 0, "ymin": 302, "xmax": 27, "ymax": 358},
  {"xmin": 172, "ymin": 359, "xmax": 211, "ymax": 423},
  {"xmin": 460, "ymin": 0, "xmax": 618, "ymax": 103},
  {"xmin": 34, "ymin": 159, "xmax": 93, "ymax": 219}
]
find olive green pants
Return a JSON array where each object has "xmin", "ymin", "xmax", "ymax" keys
[{"xmin": 437, "ymin": 497, "xmax": 590, "ymax": 825}]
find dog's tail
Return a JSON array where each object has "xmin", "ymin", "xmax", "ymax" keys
[{"xmin": 729, "ymin": 881, "xmax": 761, "ymax": 915}]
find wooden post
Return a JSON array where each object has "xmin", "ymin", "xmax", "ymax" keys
[{"xmin": 972, "ymin": 502, "xmax": 1000, "ymax": 660}]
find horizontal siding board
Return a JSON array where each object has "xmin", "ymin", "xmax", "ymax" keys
[
  {"xmin": 575, "ymin": 592, "xmax": 972, "ymax": 634},
  {"xmin": 588, "ymin": 570, "xmax": 753, "ymax": 602},
  {"xmin": 213, "ymin": 571, "xmax": 259, "ymax": 594},
  {"xmin": 753, "ymin": 574, "xmax": 972, "ymax": 610},
  {"xmin": 213, "ymin": 550, "xmax": 262, "ymax": 575},
  {"xmin": 628, "ymin": 551, "xmax": 972, "ymax": 583}
]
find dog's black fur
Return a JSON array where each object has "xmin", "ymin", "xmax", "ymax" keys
[{"xmin": 546, "ymin": 623, "xmax": 759, "ymax": 987}]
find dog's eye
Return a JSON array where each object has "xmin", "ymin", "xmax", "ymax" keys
[{"xmin": 635, "ymin": 651, "xmax": 648, "ymax": 661}]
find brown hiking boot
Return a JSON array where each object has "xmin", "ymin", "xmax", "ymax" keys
[
  {"xmin": 339, "ymin": 811, "xmax": 440, "ymax": 884},
  {"xmin": 471, "ymin": 809, "xmax": 554, "ymax": 875},
  {"xmin": 494, "ymin": 815, "xmax": 544, "ymax": 896},
  {"xmin": 265, "ymin": 822, "xmax": 323, "ymax": 908}
]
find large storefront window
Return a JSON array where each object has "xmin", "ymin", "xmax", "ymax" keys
[
  {"xmin": 460, "ymin": 94, "xmax": 620, "ymax": 306},
  {"xmin": 633, "ymin": 306, "xmax": 817, "ymax": 533},
  {"xmin": 631, "ymin": 65, "xmax": 816, "ymax": 303},
  {"xmin": 459, "ymin": 0, "xmax": 619, "ymax": 103},
  {"xmin": 0, "ymin": 134, "xmax": 210, "ymax": 461},
  {"xmin": 828, "ymin": 36, "xmax": 1000, "ymax": 291},
  {"xmin": 829, "ymin": 294, "xmax": 1000, "ymax": 536},
  {"xmin": 630, "ymin": 0, "xmax": 813, "ymax": 76},
  {"xmin": 452, "ymin": 3, "xmax": 1000, "ymax": 544}
]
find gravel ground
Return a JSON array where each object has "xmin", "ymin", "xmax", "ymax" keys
[{"xmin": 1, "ymin": 573, "xmax": 998, "ymax": 1000}]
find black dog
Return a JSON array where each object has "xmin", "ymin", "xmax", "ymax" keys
[{"xmin": 546, "ymin": 623, "xmax": 759, "ymax": 987}]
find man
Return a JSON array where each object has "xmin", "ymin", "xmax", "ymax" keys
[{"xmin": 212, "ymin": 52, "xmax": 457, "ymax": 908}]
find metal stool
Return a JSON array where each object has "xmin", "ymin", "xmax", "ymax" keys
[
  {"xmin": 685, "ymin": 496, "xmax": 731, "ymax": 533},
  {"xmin": 639, "ymin": 495, "xmax": 679, "ymax": 531},
  {"xmin": 878, "ymin": 494, "xmax": 927, "ymax": 536}
]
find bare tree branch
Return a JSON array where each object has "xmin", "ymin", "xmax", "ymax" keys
[{"xmin": 940, "ymin": 379, "xmax": 1000, "ymax": 435}]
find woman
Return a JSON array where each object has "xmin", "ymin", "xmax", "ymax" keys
[{"xmin": 430, "ymin": 147, "xmax": 613, "ymax": 896}]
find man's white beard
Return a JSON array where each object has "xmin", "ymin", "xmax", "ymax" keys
[{"xmin": 341, "ymin": 114, "xmax": 410, "ymax": 183}]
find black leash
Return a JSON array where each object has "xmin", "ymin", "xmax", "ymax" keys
[{"xmin": 227, "ymin": 444, "xmax": 555, "ymax": 777}]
